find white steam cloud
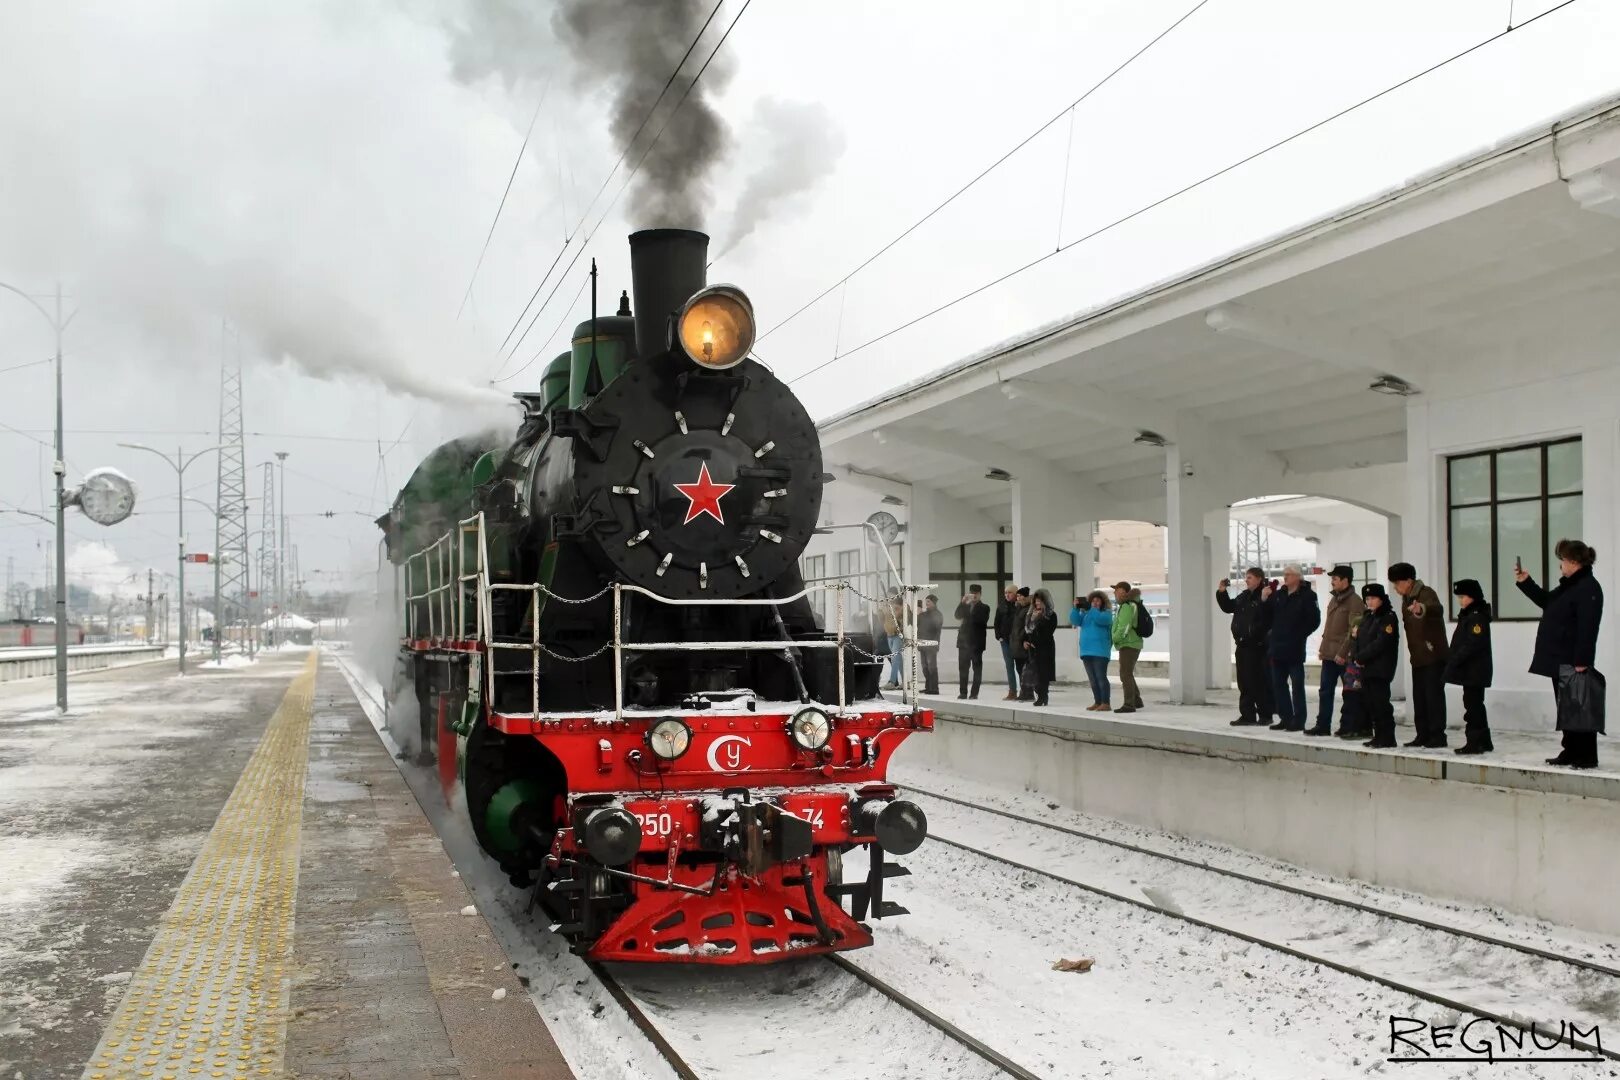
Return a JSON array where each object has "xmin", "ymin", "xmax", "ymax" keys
[
  {"xmin": 0, "ymin": 2, "xmax": 521, "ymax": 409},
  {"xmin": 714, "ymin": 98, "xmax": 846, "ymax": 259}
]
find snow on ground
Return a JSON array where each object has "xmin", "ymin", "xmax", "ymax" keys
[
  {"xmin": 911, "ymin": 796, "xmax": 1619, "ymax": 1034},
  {"xmin": 892, "ymin": 760, "xmax": 1620, "ymax": 971},
  {"xmin": 0, "ymin": 661, "xmax": 296, "ymax": 1069}
]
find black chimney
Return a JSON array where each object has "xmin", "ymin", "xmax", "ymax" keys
[{"xmin": 628, "ymin": 229, "xmax": 708, "ymax": 361}]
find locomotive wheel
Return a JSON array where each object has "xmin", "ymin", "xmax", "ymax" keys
[{"xmin": 463, "ymin": 721, "xmax": 565, "ymax": 884}]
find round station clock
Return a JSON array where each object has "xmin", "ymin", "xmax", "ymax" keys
[{"xmin": 76, "ymin": 468, "xmax": 137, "ymax": 526}]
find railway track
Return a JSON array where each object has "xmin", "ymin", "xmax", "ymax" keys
[
  {"xmin": 906, "ymin": 782, "xmax": 1620, "ymax": 1063},
  {"xmin": 585, "ymin": 952, "xmax": 1048, "ymax": 1080}
]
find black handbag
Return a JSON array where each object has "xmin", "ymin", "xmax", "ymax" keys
[{"xmin": 1556, "ymin": 665, "xmax": 1606, "ymax": 734}]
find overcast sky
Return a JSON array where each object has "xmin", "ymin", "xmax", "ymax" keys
[{"xmin": 1, "ymin": 0, "xmax": 1617, "ymax": 605}]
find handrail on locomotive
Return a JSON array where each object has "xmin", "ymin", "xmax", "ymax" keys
[{"xmin": 401, "ymin": 512, "xmax": 938, "ymax": 721}]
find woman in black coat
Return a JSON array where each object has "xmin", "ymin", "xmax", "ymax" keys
[
  {"xmin": 1444, "ymin": 579, "xmax": 1494, "ymax": 755},
  {"xmin": 1515, "ymin": 538, "xmax": 1604, "ymax": 769},
  {"xmin": 1023, "ymin": 590, "xmax": 1059, "ymax": 707},
  {"xmin": 1354, "ymin": 583, "xmax": 1401, "ymax": 748}
]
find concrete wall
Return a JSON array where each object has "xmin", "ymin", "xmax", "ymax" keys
[
  {"xmin": 0, "ymin": 644, "xmax": 166, "ymax": 683},
  {"xmin": 902, "ymin": 716, "xmax": 1620, "ymax": 936}
]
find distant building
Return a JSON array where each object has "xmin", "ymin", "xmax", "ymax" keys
[{"xmin": 1092, "ymin": 521, "xmax": 1165, "ymax": 590}]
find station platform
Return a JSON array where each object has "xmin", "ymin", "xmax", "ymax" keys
[
  {"xmin": 902, "ymin": 679, "xmax": 1620, "ymax": 939},
  {"xmin": 0, "ymin": 651, "xmax": 573, "ymax": 1080}
]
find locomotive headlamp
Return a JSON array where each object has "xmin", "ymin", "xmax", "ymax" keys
[
  {"xmin": 677, "ymin": 285, "xmax": 754, "ymax": 369},
  {"xmin": 646, "ymin": 718, "xmax": 692, "ymax": 761},
  {"xmin": 788, "ymin": 707, "xmax": 832, "ymax": 752}
]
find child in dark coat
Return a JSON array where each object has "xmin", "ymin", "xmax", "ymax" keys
[
  {"xmin": 1445, "ymin": 579, "xmax": 1494, "ymax": 755},
  {"xmin": 1354, "ymin": 583, "xmax": 1401, "ymax": 748}
]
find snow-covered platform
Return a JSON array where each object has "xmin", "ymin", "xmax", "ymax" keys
[
  {"xmin": 905, "ymin": 681, "xmax": 1620, "ymax": 938},
  {"xmin": 0, "ymin": 651, "xmax": 573, "ymax": 1080}
]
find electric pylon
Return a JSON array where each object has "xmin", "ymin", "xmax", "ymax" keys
[{"xmin": 214, "ymin": 325, "xmax": 251, "ymax": 659}]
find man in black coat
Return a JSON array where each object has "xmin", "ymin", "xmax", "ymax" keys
[
  {"xmin": 917, "ymin": 594, "xmax": 945, "ymax": 695},
  {"xmin": 953, "ymin": 584, "xmax": 991, "ymax": 700},
  {"xmin": 1217, "ymin": 567, "xmax": 1275, "ymax": 727},
  {"xmin": 1516, "ymin": 540, "xmax": 1605, "ymax": 768},
  {"xmin": 993, "ymin": 585, "xmax": 1019, "ymax": 699},
  {"xmin": 1444, "ymin": 579, "xmax": 1494, "ymax": 755},
  {"xmin": 1265, "ymin": 566, "xmax": 1321, "ymax": 732},
  {"xmin": 1354, "ymin": 583, "xmax": 1401, "ymax": 748}
]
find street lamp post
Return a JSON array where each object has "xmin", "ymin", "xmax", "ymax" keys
[
  {"xmin": 0, "ymin": 280, "xmax": 72, "ymax": 711},
  {"xmin": 275, "ymin": 452, "xmax": 288, "ymax": 621},
  {"xmin": 118, "ymin": 444, "xmax": 225, "ymax": 675}
]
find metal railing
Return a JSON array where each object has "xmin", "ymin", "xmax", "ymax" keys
[{"xmin": 400, "ymin": 513, "xmax": 938, "ymax": 721}]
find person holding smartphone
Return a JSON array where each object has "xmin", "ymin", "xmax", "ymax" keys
[{"xmin": 1516, "ymin": 540, "xmax": 1605, "ymax": 768}]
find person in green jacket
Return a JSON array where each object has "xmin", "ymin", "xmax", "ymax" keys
[{"xmin": 1111, "ymin": 581, "xmax": 1146, "ymax": 713}]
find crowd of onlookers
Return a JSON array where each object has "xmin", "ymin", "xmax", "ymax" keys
[{"xmin": 895, "ymin": 537, "xmax": 1605, "ymax": 770}]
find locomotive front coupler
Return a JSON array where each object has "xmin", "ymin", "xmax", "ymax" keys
[{"xmin": 699, "ymin": 789, "xmax": 813, "ymax": 877}]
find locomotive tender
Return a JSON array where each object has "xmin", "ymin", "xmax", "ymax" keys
[{"xmin": 380, "ymin": 229, "xmax": 932, "ymax": 964}]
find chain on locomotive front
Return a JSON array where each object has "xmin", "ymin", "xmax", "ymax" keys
[{"xmin": 379, "ymin": 229, "xmax": 933, "ymax": 964}]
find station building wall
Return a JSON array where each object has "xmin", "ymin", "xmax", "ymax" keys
[{"xmin": 1407, "ymin": 322, "xmax": 1620, "ymax": 732}]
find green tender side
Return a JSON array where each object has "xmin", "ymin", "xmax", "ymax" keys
[{"xmin": 484, "ymin": 778, "xmax": 546, "ymax": 855}]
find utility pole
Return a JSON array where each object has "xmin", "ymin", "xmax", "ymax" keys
[
  {"xmin": 276, "ymin": 451, "xmax": 289, "ymax": 620},
  {"xmin": 0, "ymin": 280, "xmax": 72, "ymax": 709},
  {"xmin": 259, "ymin": 462, "xmax": 276, "ymax": 647},
  {"xmin": 145, "ymin": 568, "xmax": 155, "ymax": 642}
]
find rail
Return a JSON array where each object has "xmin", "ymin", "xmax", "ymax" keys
[{"xmin": 399, "ymin": 513, "xmax": 938, "ymax": 721}]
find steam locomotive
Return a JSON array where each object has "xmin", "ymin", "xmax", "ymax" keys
[{"xmin": 379, "ymin": 229, "xmax": 931, "ymax": 964}]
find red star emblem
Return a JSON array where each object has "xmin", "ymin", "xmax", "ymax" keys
[{"xmin": 673, "ymin": 461, "xmax": 735, "ymax": 525}]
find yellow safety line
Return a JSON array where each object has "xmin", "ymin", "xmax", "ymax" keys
[{"xmin": 83, "ymin": 653, "xmax": 318, "ymax": 1080}]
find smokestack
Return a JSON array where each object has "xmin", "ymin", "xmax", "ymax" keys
[{"xmin": 629, "ymin": 229, "xmax": 708, "ymax": 361}]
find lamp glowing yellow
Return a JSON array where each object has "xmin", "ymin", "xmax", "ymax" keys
[{"xmin": 677, "ymin": 285, "xmax": 754, "ymax": 369}]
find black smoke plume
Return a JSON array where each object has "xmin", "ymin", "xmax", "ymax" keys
[{"xmin": 552, "ymin": 0, "xmax": 734, "ymax": 228}]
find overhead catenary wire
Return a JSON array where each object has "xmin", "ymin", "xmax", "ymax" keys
[
  {"xmin": 457, "ymin": 77, "xmax": 554, "ymax": 321},
  {"xmin": 492, "ymin": 0, "xmax": 726, "ymax": 362},
  {"xmin": 490, "ymin": 270, "xmax": 592, "ymax": 384},
  {"xmin": 787, "ymin": 0, "xmax": 1580, "ymax": 386},
  {"xmin": 491, "ymin": 0, "xmax": 755, "ymax": 386},
  {"xmin": 755, "ymin": 0, "xmax": 1215, "ymax": 348}
]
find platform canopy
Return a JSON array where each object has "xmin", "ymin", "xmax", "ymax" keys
[
  {"xmin": 814, "ymin": 90, "xmax": 1620, "ymax": 707},
  {"xmin": 818, "ymin": 91, "xmax": 1620, "ymax": 530}
]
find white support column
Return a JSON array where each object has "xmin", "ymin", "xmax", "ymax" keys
[
  {"xmin": 1072, "ymin": 522, "xmax": 1096, "ymax": 600},
  {"xmin": 1384, "ymin": 510, "xmax": 1407, "ymax": 703},
  {"xmin": 1166, "ymin": 430, "xmax": 1222, "ymax": 705},
  {"xmin": 1009, "ymin": 476, "xmax": 1048, "ymax": 590},
  {"xmin": 903, "ymin": 483, "xmax": 939, "ymax": 588},
  {"xmin": 1204, "ymin": 506, "xmax": 1232, "ymax": 690}
]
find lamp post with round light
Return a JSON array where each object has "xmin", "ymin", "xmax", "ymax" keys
[{"xmin": 118, "ymin": 443, "xmax": 225, "ymax": 675}]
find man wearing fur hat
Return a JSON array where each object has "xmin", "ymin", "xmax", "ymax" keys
[
  {"xmin": 1388, "ymin": 562, "xmax": 1450, "ymax": 748},
  {"xmin": 1445, "ymin": 579, "xmax": 1494, "ymax": 754}
]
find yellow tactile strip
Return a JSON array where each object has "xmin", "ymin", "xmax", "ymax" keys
[{"xmin": 83, "ymin": 653, "xmax": 317, "ymax": 1080}]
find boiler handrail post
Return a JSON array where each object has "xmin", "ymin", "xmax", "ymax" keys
[
  {"xmin": 530, "ymin": 583, "xmax": 539, "ymax": 720},
  {"xmin": 612, "ymin": 583, "xmax": 624, "ymax": 722},
  {"xmin": 835, "ymin": 581, "xmax": 846, "ymax": 712}
]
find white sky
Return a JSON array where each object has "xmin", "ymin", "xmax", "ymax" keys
[{"xmin": 1, "ymin": 0, "xmax": 1617, "ymax": 603}]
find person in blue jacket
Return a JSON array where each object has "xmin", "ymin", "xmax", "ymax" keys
[{"xmin": 1069, "ymin": 590, "xmax": 1115, "ymax": 711}]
